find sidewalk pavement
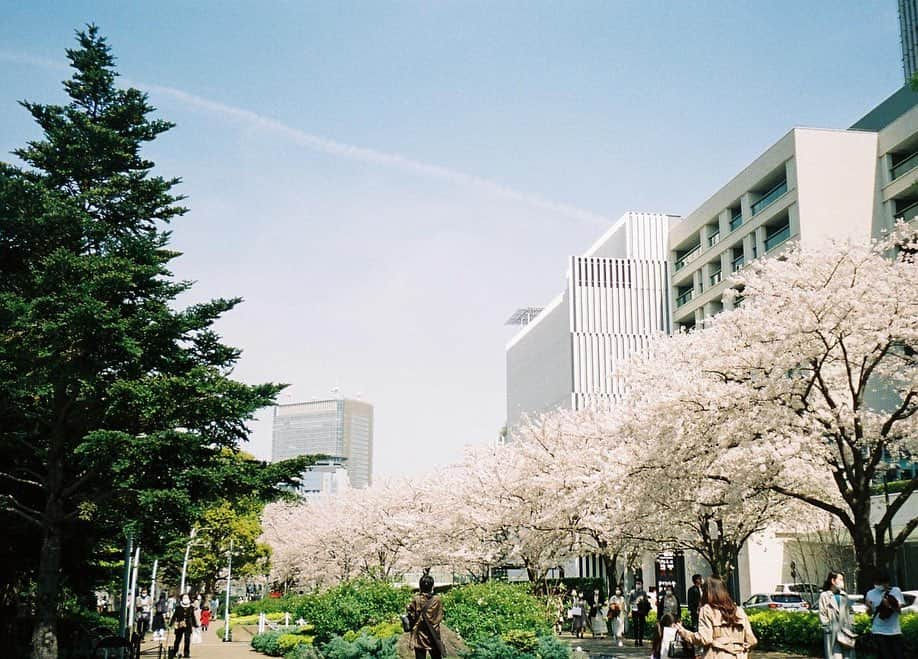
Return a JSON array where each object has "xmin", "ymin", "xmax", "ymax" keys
[{"xmin": 140, "ymin": 626, "xmax": 256, "ymax": 658}]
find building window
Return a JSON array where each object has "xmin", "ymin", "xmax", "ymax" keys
[
  {"xmin": 710, "ymin": 269, "xmax": 722, "ymax": 286},
  {"xmin": 751, "ymin": 179, "xmax": 788, "ymax": 215},
  {"xmin": 729, "ymin": 208, "xmax": 743, "ymax": 231},
  {"xmin": 891, "ymin": 150, "xmax": 918, "ymax": 181},
  {"xmin": 676, "ymin": 286, "xmax": 694, "ymax": 307},
  {"xmin": 708, "ymin": 229, "xmax": 721, "ymax": 247},
  {"xmin": 674, "ymin": 243, "xmax": 701, "ymax": 271},
  {"xmin": 765, "ymin": 220, "xmax": 791, "ymax": 251},
  {"xmin": 731, "ymin": 250, "xmax": 745, "ymax": 272}
]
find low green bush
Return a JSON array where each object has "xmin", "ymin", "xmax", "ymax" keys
[
  {"xmin": 237, "ymin": 596, "xmax": 303, "ymax": 616},
  {"xmin": 252, "ymin": 630, "xmax": 285, "ymax": 656},
  {"xmin": 442, "ymin": 582, "xmax": 553, "ymax": 645},
  {"xmin": 461, "ymin": 634, "xmax": 569, "ymax": 659},
  {"xmin": 278, "ymin": 632, "xmax": 316, "ymax": 654},
  {"xmin": 343, "ymin": 620, "xmax": 403, "ymax": 642},
  {"xmin": 284, "ymin": 645, "xmax": 323, "ymax": 659},
  {"xmin": 745, "ymin": 610, "xmax": 918, "ymax": 656},
  {"xmin": 294, "ymin": 579, "xmax": 410, "ymax": 644},
  {"xmin": 321, "ymin": 633, "xmax": 398, "ymax": 659}
]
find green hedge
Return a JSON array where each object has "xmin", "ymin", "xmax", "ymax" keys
[
  {"xmin": 461, "ymin": 633, "xmax": 569, "ymax": 659},
  {"xmin": 321, "ymin": 633, "xmax": 398, "ymax": 659},
  {"xmin": 745, "ymin": 611, "xmax": 918, "ymax": 656},
  {"xmin": 294, "ymin": 579, "xmax": 410, "ymax": 644},
  {"xmin": 236, "ymin": 596, "xmax": 302, "ymax": 616},
  {"xmin": 442, "ymin": 582, "xmax": 554, "ymax": 645}
]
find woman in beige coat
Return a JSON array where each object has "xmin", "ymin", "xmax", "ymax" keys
[{"xmin": 674, "ymin": 576, "xmax": 757, "ymax": 659}]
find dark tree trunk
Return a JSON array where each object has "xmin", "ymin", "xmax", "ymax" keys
[{"xmin": 31, "ymin": 452, "xmax": 63, "ymax": 659}]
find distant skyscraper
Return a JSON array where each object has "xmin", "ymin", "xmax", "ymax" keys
[
  {"xmin": 272, "ymin": 398, "xmax": 373, "ymax": 490},
  {"xmin": 900, "ymin": 0, "xmax": 918, "ymax": 81}
]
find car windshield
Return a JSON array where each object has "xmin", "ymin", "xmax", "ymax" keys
[{"xmin": 773, "ymin": 595, "xmax": 804, "ymax": 603}]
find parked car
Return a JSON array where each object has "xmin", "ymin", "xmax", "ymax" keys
[
  {"xmin": 743, "ymin": 593, "xmax": 810, "ymax": 611},
  {"xmin": 847, "ymin": 594, "xmax": 867, "ymax": 613},
  {"xmin": 901, "ymin": 590, "xmax": 918, "ymax": 613},
  {"xmin": 774, "ymin": 583, "xmax": 820, "ymax": 607}
]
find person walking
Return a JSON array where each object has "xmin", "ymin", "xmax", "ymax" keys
[
  {"xmin": 628, "ymin": 580, "xmax": 650, "ymax": 647},
  {"xmin": 169, "ymin": 594, "xmax": 198, "ymax": 659},
  {"xmin": 135, "ymin": 587, "xmax": 153, "ymax": 641},
  {"xmin": 687, "ymin": 575, "xmax": 703, "ymax": 632},
  {"xmin": 674, "ymin": 575, "xmax": 757, "ymax": 659},
  {"xmin": 607, "ymin": 586, "xmax": 626, "ymax": 647},
  {"xmin": 200, "ymin": 605, "xmax": 212, "ymax": 632},
  {"xmin": 590, "ymin": 590, "xmax": 606, "ymax": 638},
  {"xmin": 570, "ymin": 591, "xmax": 587, "ymax": 639},
  {"xmin": 406, "ymin": 572, "xmax": 445, "ymax": 659},
  {"xmin": 865, "ymin": 567, "xmax": 905, "ymax": 659},
  {"xmin": 659, "ymin": 585, "xmax": 681, "ymax": 622},
  {"xmin": 152, "ymin": 592, "xmax": 168, "ymax": 642},
  {"xmin": 651, "ymin": 613, "xmax": 679, "ymax": 659},
  {"xmin": 818, "ymin": 571, "xmax": 855, "ymax": 659}
]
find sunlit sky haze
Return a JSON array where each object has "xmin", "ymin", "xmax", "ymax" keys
[{"xmin": 0, "ymin": 1, "xmax": 903, "ymax": 478}]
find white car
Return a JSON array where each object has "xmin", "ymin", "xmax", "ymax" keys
[
  {"xmin": 901, "ymin": 590, "xmax": 918, "ymax": 614},
  {"xmin": 743, "ymin": 593, "xmax": 810, "ymax": 612},
  {"xmin": 773, "ymin": 583, "xmax": 820, "ymax": 607},
  {"xmin": 847, "ymin": 594, "xmax": 867, "ymax": 614}
]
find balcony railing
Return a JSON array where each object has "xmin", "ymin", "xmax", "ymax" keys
[
  {"xmin": 708, "ymin": 231, "xmax": 721, "ymax": 247},
  {"xmin": 710, "ymin": 270, "xmax": 723, "ymax": 286},
  {"xmin": 676, "ymin": 289, "xmax": 694, "ymax": 307},
  {"xmin": 674, "ymin": 245, "xmax": 701, "ymax": 271},
  {"xmin": 729, "ymin": 211, "xmax": 743, "ymax": 231},
  {"xmin": 891, "ymin": 151, "xmax": 918, "ymax": 181},
  {"xmin": 764, "ymin": 223, "xmax": 791, "ymax": 251},
  {"xmin": 751, "ymin": 180, "xmax": 788, "ymax": 215},
  {"xmin": 731, "ymin": 255, "xmax": 745, "ymax": 272},
  {"xmin": 895, "ymin": 199, "xmax": 918, "ymax": 222}
]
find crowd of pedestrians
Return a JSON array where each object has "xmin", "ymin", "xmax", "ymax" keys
[{"xmin": 553, "ymin": 565, "xmax": 908, "ymax": 659}]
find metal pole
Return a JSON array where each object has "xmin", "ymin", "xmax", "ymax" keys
[
  {"xmin": 127, "ymin": 546, "xmax": 141, "ymax": 634},
  {"xmin": 119, "ymin": 532, "xmax": 134, "ymax": 637},
  {"xmin": 224, "ymin": 538, "xmax": 233, "ymax": 642},
  {"xmin": 151, "ymin": 559, "xmax": 158, "ymax": 602},
  {"xmin": 180, "ymin": 528, "xmax": 197, "ymax": 596}
]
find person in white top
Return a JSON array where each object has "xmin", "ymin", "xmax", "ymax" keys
[{"xmin": 864, "ymin": 567, "xmax": 905, "ymax": 659}]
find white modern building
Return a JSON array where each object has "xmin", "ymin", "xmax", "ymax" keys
[
  {"xmin": 272, "ymin": 398, "xmax": 373, "ymax": 491},
  {"xmin": 506, "ymin": 212, "xmax": 678, "ymax": 429}
]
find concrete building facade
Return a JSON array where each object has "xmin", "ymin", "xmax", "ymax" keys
[
  {"xmin": 506, "ymin": 212, "xmax": 678, "ymax": 429},
  {"xmin": 272, "ymin": 398, "xmax": 373, "ymax": 490}
]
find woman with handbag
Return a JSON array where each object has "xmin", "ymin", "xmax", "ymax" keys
[
  {"xmin": 819, "ymin": 572, "xmax": 856, "ymax": 659},
  {"xmin": 407, "ymin": 572, "xmax": 445, "ymax": 659},
  {"xmin": 170, "ymin": 594, "xmax": 198, "ymax": 659},
  {"xmin": 673, "ymin": 576, "xmax": 756, "ymax": 659}
]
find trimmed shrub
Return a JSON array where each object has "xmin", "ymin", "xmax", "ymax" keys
[
  {"xmin": 460, "ymin": 634, "xmax": 569, "ymax": 659},
  {"xmin": 322, "ymin": 633, "xmax": 398, "ymax": 659},
  {"xmin": 237, "ymin": 596, "xmax": 302, "ymax": 616},
  {"xmin": 295, "ymin": 579, "xmax": 411, "ymax": 644},
  {"xmin": 252, "ymin": 630, "xmax": 285, "ymax": 656},
  {"xmin": 442, "ymin": 582, "xmax": 553, "ymax": 645},
  {"xmin": 278, "ymin": 632, "xmax": 316, "ymax": 654},
  {"xmin": 285, "ymin": 645, "xmax": 324, "ymax": 659}
]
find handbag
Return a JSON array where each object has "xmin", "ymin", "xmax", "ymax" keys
[
  {"xmin": 836, "ymin": 626, "xmax": 857, "ymax": 649},
  {"xmin": 667, "ymin": 633, "xmax": 691, "ymax": 658},
  {"xmin": 569, "ymin": 606, "xmax": 582, "ymax": 617},
  {"xmin": 400, "ymin": 614, "xmax": 413, "ymax": 632}
]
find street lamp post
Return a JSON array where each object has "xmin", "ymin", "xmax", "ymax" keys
[
  {"xmin": 179, "ymin": 528, "xmax": 198, "ymax": 596},
  {"xmin": 224, "ymin": 538, "xmax": 234, "ymax": 642}
]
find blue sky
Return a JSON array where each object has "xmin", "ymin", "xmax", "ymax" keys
[{"xmin": 0, "ymin": 1, "xmax": 904, "ymax": 477}]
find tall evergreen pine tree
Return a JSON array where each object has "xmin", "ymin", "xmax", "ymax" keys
[{"xmin": 0, "ymin": 27, "xmax": 288, "ymax": 659}]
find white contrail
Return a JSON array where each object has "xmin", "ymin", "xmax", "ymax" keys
[{"xmin": 1, "ymin": 50, "xmax": 612, "ymax": 227}]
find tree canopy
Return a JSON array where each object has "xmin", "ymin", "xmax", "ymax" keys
[{"xmin": 0, "ymin": 26, "xmax": 313, "ymax": 659}]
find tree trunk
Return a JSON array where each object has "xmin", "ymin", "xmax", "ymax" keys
[{"xmin": 30, "ymin": 512, "xmax": 62, "ymax": 659}]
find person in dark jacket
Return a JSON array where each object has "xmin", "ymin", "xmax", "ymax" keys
[
  {"xmin": 687, "ymin": 575, "xmax": 703, "ymax": 632},
  {"xmin": 170, "ymin": 594, "xmax": 198, "ymax": 658},
  {"xmin": 407, "ymin": 572, "xmax": 444, "ymax": 659}
]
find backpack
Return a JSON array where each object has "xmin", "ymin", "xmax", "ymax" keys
[{"xmin": 877, "ymin": 590, "xmax": 900, "ymax": 620}]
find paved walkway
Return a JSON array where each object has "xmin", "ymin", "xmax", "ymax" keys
[{"xmin": 139, "ymin": 626, "xmax": 257, "ymax": 658}]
